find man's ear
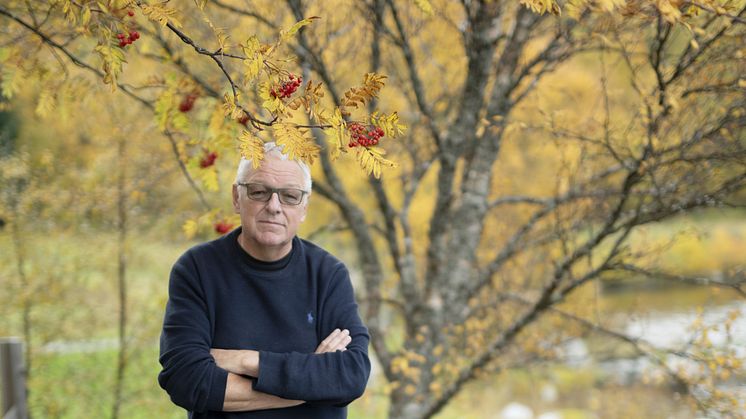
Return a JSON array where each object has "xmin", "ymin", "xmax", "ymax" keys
[{"xmin": 232, "ymin": 184, "xmax": 240, "ymax": 214}]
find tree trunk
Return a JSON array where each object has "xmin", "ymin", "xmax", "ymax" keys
[
  {"xmin": 111, "ymin": 137, "xmax": 128, "ymax": 419},
  {"xmin": 388, "ymin": 397, "xmax": 428, "ymax": 419}
]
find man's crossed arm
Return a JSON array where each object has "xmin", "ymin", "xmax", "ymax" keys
[{"xmin": 210, "ymin": 328, "xmax": 352, "ymax": 411}]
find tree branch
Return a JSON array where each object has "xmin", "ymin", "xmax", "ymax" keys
[
  {"xmin": 384, "ymin": 0, "xmax": 443, "ymax": 150},
  {"xmin": 207, "ymin": 0, "xmax": 279, "ymax": 30},
  {"xmin": 156, "ymin": 18, "xmax": 274, "ymax": 129},
  {"xmin": 0, "ymin": 6, "xmax": 213, "ymax": 211},
  {"xmin": 618, "ymin": 264, "xmax": 746, "ymax": 298}
]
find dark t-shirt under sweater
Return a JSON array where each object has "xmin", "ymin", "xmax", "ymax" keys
[{"xmin": 158, "ymin": 228, "xmax": 371, "ymax": 418}]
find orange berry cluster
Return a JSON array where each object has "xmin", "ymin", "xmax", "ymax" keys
[
  {"xmin": 348, "ymin": 123, "xmax": 385, "ymax": 148},
  {"xmin": 116, "ymin": 31, "xmax": 139, "ymax": 48},
  {"xmin": 199, "ymin": 150, "xmax": 218, "ymax": 168},
  {"xmin": 179, "ymin": 93, "xmax": 198, "ymax": 113},
  {"xmin": 214, "ymin": 220, "xmax": 234, "ymax": 234},
  {"xmin": 270, "ymin": 74, "xmax": 302, "ymax": 99}
]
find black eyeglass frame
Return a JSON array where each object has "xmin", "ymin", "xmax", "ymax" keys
[{"xmin": 237, "ymin": 182, "xmax": 309, "ymax": 206}]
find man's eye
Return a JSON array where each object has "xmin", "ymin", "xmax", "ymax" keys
[
  {"xmin": 249, "ymin": 190, "xmax": 269, "ymax": 199},
  {"xmin": 281, "ymin": 191, "xmax": 302, "ymax": 202}
]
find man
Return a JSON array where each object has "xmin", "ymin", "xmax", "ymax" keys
[{"xmin": 158, "ymin": 142, "xmax": 371, "ymax": 418}]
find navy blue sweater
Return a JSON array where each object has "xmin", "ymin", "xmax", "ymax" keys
[{"xmin": 158, "ymin": 228, "xmax": 371, "ymax": 418}]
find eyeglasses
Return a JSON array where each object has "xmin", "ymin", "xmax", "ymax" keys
[{"xmin": 237, "ymin": 183, "xmax": 308, "ymax": 206}]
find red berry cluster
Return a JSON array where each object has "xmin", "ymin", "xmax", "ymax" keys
[
  {"xmin": 214, "ymin": 220, "xmax": 234, "ymax": 234},
  {"xmin": 199, "ymin": 150, "xmax": 218, "ymax": 168},
  {"xmin": 179, "ymin": 93, "xmax": 198, "ymax": 113},
  {"xmin": 116, "ymin": 31, "xmax": 140, "ymax": 48},
  {"xmin": 270, "ymin": 74, "xmax": 302, "ymax": 99},
  {"xmin": 348, "ymin": 123, "xmax": 385, "ymax": 148}
]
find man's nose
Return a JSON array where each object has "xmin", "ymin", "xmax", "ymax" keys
[{"xmin": 265, "ymin": 192, "xmax": 282, "ymax": 212}]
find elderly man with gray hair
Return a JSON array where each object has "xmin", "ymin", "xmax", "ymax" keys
[{"xmin": 158, "ymin": 142, "xmax": 371, "ymax": 418}]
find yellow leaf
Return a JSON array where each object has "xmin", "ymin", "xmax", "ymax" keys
[
  {"xmin": 207, "ymin": 105, "xmax": 227, "ymax": 137},
  {"xmin": 657, "ymin": 0, "xmax": 682, "ymax": 23},
  {"xmin": 95, "ymin": 42, "xmax": 126, "ymax": 91},
  {"xmin": 520, "ymin": 0, "xmax": 561, "ymax": 15},
  {"xmin": 154, "ymin": 90, "xmax": 176, "ymax": 131},
  {"xmin": 1, "ymin": 66, "xmax": 22, "ymax": 99},
  {"xmin": 259, "ymin": 82, "xmax": 286, "ymax": 115},
  {"xmin": 370, "ymin": 111, "xmax": 407, "ymax": 138},
  {"xmin": 199, "ymin": 166, "xmax": 219, "ymax": 191},
  {"xmin": 216, "ymin": 31, "xmax": 230, "ymax": 52},
  {"xmin": 35, "ymin": 90, "xmax": 56, "ymax": 117},
  {"xmin": 141, "ymin": 4, "xmax": 182, "ymax": 28},
  {"xmin": 242, "ymin": 36, "xmax": 260, "ymax": 57},
  {"xmin": 81, "ymin": 6, "xmax": 91, "ymax": 26},
  {"xmin": 273, "ymin": 123, "xmax": 320, "ymax": 165},
  {"xmin": 432, "ymin": 364, "xmax": 442, "ymax": 375},
  {"xmin": 357, "ymin": 146, "xmax": 396, "ymax": 178},
  {"xmin": 62, "ymin": 0, "xmax": 76, "ymax": 23},
  {"xmin": 241, "ymin": 37, "xmax": 264, "ymax": 83},
  {"xmin": 222, "ymin": 92, "xmax": 244, "ymax": 119},
  {"xmin": 244, "ymin": 57, "xmax": 262, "ymax": 83},
  {"xmin": 413, "ymin": 0, "xmax": 434, "ymax": 16},
  {"xmin": 238, "ymin": 130, "xmax": 265, "ymax": 168},
  {"xmin": 280, "ymin": 16, "xmax": 320, "ymax": 42},
  {"xmin": 340, "ymin": 73, "xmax": 388, "ymax": 110},
  {"xmin": 323, "ymin": 108, "xmax": 349, "ymax": 160},
  {"xmin": 183, "ymin": 219, "xmax": 198, "ymax": 239},
  {"xmin": 289, "ymin": 80, "xmax": 328, "ymax": 123}
]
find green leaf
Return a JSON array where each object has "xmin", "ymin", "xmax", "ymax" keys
[{"xmin": 280, "ymin": 16, "xmax": 320, "ymax": 42}]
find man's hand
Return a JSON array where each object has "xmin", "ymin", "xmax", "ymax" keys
[
  {"xmin": 211, "ymin": 328, "xmax": 349, "ymax": 377},
  {"xmin": 210, "ymin": 349, "xmax": 259, "ymax": 377},
  {"xmin": 315, "ymin": 328, "xmax": 351, "ymax": 354},
  {"xmin": 223, "ymin": 373, "xmax": 303, "ymax": 411}
]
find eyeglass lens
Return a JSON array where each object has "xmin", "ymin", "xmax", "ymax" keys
[{"xmin": 243, "ymin": 184, "xmax": 304, "ymax": 205}]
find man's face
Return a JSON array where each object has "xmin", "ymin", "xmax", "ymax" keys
[{"xmin": 232, "ymin": 156, "xmax": 308, "ymax": 260}]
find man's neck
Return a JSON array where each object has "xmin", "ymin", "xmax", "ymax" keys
[{"xmin": 236, "ymin": 233, "xmax": 292, "ymax": 262}]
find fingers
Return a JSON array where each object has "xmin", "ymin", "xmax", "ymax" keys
[
  {"xmin": 315, "ymin": 328, "xmax": 351, "ymax": 354},
  {"xmin": 331, "ymin": 329, "xmax": 351, "ymax": 351},
  {"xmin": 210, "ymin": 348, "xmax": 228, "ymax": 369}
]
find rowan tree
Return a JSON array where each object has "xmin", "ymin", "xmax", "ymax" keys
[{"xmin": 1, "ymin": 1, "xmax": 745, "ymax": 418}]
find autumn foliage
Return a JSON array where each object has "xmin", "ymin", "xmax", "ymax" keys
[{"xmin": 1, "ymin": 1, "xmax": 745, "ymax": 418}]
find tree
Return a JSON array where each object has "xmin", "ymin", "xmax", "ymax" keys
[{"xmin": 1, "ymin": 1, "xmax": 744, "ymax": 418}]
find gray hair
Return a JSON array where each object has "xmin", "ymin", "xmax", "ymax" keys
[{"xmin": 235, "ymin": 142, "xmax": 313, "ymax": 192}]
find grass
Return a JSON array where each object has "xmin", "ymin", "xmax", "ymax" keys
[
  {"xmin": 21, "ymin": 348, "xmax": 698, "ymax": 419},
  {"xmin": 1, "ymin": 210, "xmax": 743, "ymax": 418}
]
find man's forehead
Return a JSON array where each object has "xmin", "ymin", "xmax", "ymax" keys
[{"xmin": 243, "ymin": 158, "xmax": 304, "ymax": 185}]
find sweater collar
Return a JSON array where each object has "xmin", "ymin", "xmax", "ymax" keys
[{"xmin": 225, "ymin": 227, "xmax": 298, "ymax": 272}]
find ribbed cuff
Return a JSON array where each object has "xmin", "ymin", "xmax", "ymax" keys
[
  {"xmin": 253, "ymin": 350, "xmax": 285, "ymax": 397},
  {"xmin": 205, "ymin": 366, "xmax": 229, "ymax": 411}
]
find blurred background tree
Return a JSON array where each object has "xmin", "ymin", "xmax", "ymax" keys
[{"xmin": 1, "ymin": 1, "xmax": 744, "ymax": 418}]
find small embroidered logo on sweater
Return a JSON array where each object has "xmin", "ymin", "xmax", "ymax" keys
[{"xmin": 307, "ymin": 312, "xmax": 314, "ymax": 324}]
